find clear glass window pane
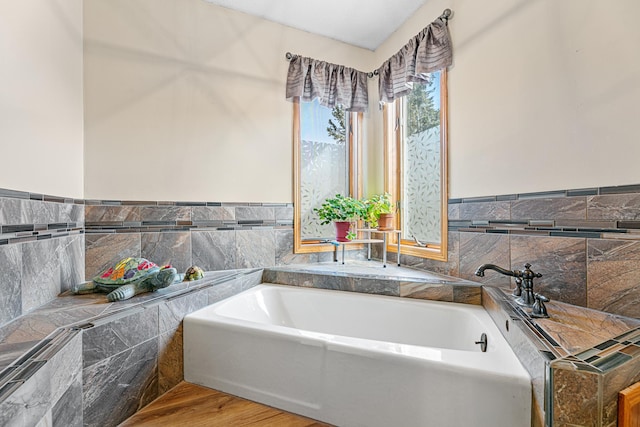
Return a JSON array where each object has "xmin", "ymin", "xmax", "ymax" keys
[
  {"xmin": 401, "ymin": 71, "xmax": 442, "ymax": 245},
  {"xmin": 300, "ymin": 99, "xmax": 350, "ymax": 241}
]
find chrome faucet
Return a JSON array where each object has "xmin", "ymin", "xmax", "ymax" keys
[{"xmin": 475, "ymin": 263, "xmax": 542, "ymax": 307}]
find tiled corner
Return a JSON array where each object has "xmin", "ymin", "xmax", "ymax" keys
[
  {"xmin": 0, "ymin": 245, "xmax": 22, "ymax": 327},
  {"xmin": 587, "ymin": 239, "xmax": 640, "ymax": 318}
]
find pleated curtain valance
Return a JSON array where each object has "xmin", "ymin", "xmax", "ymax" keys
[
  {"xmin": 377, "ymin": 17, "xmax": 452, "ymax": 104},
  {"xmin": 286, "ymin": 56, "xmax": 369, "ymax": 112}
]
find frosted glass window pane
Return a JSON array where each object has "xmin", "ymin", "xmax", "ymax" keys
[
  {"xmin": 401, "ymin": 73, "xmax": 441, "ymax": 245},
  {"xmin": 300, "ymin": 100, "xmax": 349, "ymax": 240}
]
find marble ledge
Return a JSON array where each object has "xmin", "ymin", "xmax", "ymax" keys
[
  {"xmin": 483, "ymin": 286, "xmax": 640, "ymax": 365},
  {"xmin": 264, "ymin": 262, "xmax": 482, "ymax": 304},
  {"xmin": 0, "ymin": 269, "xmax": 259, "ymax": 375}
]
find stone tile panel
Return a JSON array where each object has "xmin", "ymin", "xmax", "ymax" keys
[
  {"xmin": 511, "ymin": 235, "xmax": 587, "ymax": 306},
  {"xmin": 236, "ymin": 229, "xmax": 275, "ymax": 268},
  {"xmin": 83, "ymin": 306, "xmax": 159, "ymax": 369},
  {"xmin": 459, "ymin": 233, "xmax": 510, "ymax": 286},
  {"xmin": 191, "ymin": 230, "xmax": 236, "ymax": 271},
  {"xmin": 84, "ymin": 205, "xmax": 140, "ymax": 223},
  {"xmin": 85, "ymin": 233, "xmax": 141, "ymax": 280},
  {"xmin": 587, "ymin": 239, "xmax": 640, "ymax": 318},
  {"xmin": 141, "ymin": 231, "xmax": 191, "ymax": 273},
  {"xmin": 191, "ymin": 206, "xmax": 235, "ymax": 221},
  {"xmin": 82, "ymin": 339, "xmax": 158, "ymax": 427},
  {"xmin": 0, "ymin": 244, "xmax": 22, "ymax": 326},
  {"xmin": 158, "ymin": 327, "xmax": 183, "ymax": 395},
  {"xmin": 458, "ymin": 201, "xmax": 510, "ymax": 221},
  {"xmin": 511, "ymin": 197, "xmax": 587, "ymax": 220},
  {"xmin": 22, "ymin": 239, "xmax": 61, "ymax": 313},
  {"xmin": 588, "ymin": 194, "xmax": 640, "ymax": 220}
]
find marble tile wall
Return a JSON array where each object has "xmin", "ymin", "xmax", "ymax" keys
[
  {"xmin": 0, "ymin": 270, "xmax": 262, "ymax": 427},
  {"xmin": 84, "ymin": 201, "xmax": 315, "ymax": 281},
  {"xmin": 0, "ymin": 188, "xmax": 85, "ymax": 329},
  {"xmin": 392, "ymin": 184, "xmax": 640, "ymax": 319}
]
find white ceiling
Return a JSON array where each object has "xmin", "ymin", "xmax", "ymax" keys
[{"xmin": 202, "ymin": 0, "xmax": 429, "ymax": 51}]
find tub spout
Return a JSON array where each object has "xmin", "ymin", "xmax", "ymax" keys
[
  {"xmin": 475, "ymin": 263, "xmax": 543, "ymax": 308},
  {"xmin": 474, "ymin": 264, "xmax": 516, "ymax": 278}
]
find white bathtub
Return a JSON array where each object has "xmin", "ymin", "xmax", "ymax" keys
[{"xmin": 184, "ymin": 284, "xmax": 531, "ymax": 427}]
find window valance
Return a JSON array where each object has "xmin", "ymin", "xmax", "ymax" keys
[
  {"xmin": 285, "ymin": 13, "xmax": 452, "ymax": 110},
  {"xmin": 377, "ymin": 17, "xmax": 452, "ymax": 104},
  {"xmin": 286, "ymin": 55, "xmax": 369, "ymax": 112}
]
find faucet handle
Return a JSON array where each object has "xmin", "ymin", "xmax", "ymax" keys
[
  {"xmin": 531, "ymin": 293, "xmax": 550, "ymax": 318},
  {"xmin": 522, "ymin": 263, "xmax": 542, "ymax": 279}
]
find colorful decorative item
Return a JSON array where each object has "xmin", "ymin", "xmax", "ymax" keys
[
  {"xmin": 183, "ymin": 265, "xmax": 205, "ymax": 281},
  {"xmin": 72, "ymin": 257, "xmax": 178, "ymax": 301}
]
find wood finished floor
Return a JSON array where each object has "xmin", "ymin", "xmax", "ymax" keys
[{"xmin": 119, "ymin": 382, "xmax": 332, "ymax": 427}]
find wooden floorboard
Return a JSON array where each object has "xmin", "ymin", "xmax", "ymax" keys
[{"xmin": 119, "ymin": 382, "xmax": 332, "ymax": 427}]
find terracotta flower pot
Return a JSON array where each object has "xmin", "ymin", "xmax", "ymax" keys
[
  {"xmin": 334, "ymin": 221, "xmax": 352, "ymax": 242},
  {"xmin": 377, "ymin": 213, "xmax": 395, "ymax": 231}
]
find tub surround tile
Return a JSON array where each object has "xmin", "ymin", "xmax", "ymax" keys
[
  {"xmin": 85, "ymin": 233, "xmax": 141, "ymax": 280},
  {"xmin": 587, "ymin": 239, "xmax": 640, "ymax": 318},
  {"xmin": 458, "ymin": 201, "xmax": 510, "ymax": 220},
  {"xmin": 452, "ymin": 284, "xmax": 482, "ymax": 305},
  {"xmin": 46, "ymin": 332, "xmax": 82, "ymax": 406},
  {"xmin": 400, "ymin": 282, "xmax": 454, "ymax": 301},
  {"xmin": 141, "ymin": 231, "xmax": 191, "ymax": 273},
  {"xmin": 459, "ymin": 233, "xmax": 510, "ymax": 286},
  {"xmin": 0, "ymin": 360, "xmax": 52, "ymax": 427},
  {"xmin": 82, "ymin": 338, "xmax": 158, "ymax": 427},
  {"xmin": 0, "ymin": 245, "xmax": 22, "ymax": 327},
  {"xmin": 84, "ymin": 205, "xmax": 141, "ymax": 223},
  {"xmin": 22, "ymin": 239, "xmax": 61, "ymax": 314},
  {"xmin": 236, "ymin": 229, "xmax": 275, "ymax": 269},
  {"xmin": 511, "ymin": 197, "xmax": 587, "ymax": 220},
  {"xmin": 158, "ymin": 327, "xmax": 183, "ymax": 395},
  {"xmin": 58, "ymin": 235, "xmax": 85, "ymax": 293},
  {"xmin": 138, "ymin": 206, "xmax": 190, "ymax": 222},
  {"xmin": 158, "ymin": 292, "xmax": 207, "ymax": 335},
  {"xmin": 83, "ymin": 307, "xmax": 159, "ymax": 369},
  {"xmin": 588, "ymin": 194, "xmax": 640, "ymax": 220},
  {"xmin": 235, "ymin": 206, "xmax": 275, "ymax": 222},
  {"xmin": 275, "ymin": 229, "xmax": 319, "ymax": 265},
  {"xmin": 601, "ymin": 354, "xmax": 640, "ymax": 425},
  {"xmin": 552, "ymin": 368, "xmax": 599, "ymax": 426},
  {"xmin": 510, "ymin": 235, "xmax": 587, "ymax": 307},
  {"xmin": 192, "ymin": 230, "xmax": 236, "ymax": 271},
  {"xmin": 52, "ymin": 376, "xmax": 82, "ymax": 427},
  {"xmin": 191, "ymin": 206, "xmax": 235, "ymax": 221}
]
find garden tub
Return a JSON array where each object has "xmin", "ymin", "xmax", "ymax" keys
[{"xmin": 184, "ymin": 284, "xmax": 531, "ymax": 427}]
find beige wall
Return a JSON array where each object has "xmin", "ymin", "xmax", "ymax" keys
[
  {"xmin": 83, "ymin": 0, "xmax": 374, "ymax": 202},
  {"xmin": 0, "ymin": 0, "xmax": 84, "ymax": 198},
  {"xmin": 83, "ymin": 0, "xmax": 640, "ymax": 202},
  {"xmin": 376, "ymin": 0, "xmax": 640, "ymax": 199}
]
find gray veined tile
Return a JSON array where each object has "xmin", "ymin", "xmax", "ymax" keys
[
  {"xmin": 236, "ymin": 229, "xmax": 276, "ymax": 269},
  {"xmin": 191, "ymin": 230, "xmax": 236, "ymax": 271},
  {"xmin": 141, "ymin": 232, "xmax": 191, "ymax": 273},
  {"xmin": 21, "ymin": 239, "xmax": 61, "ymax": 314},
  {"xmin": 82, "ymin": 339, "xmax": 158, "ymax": 427},
  {"xmin": 191, "ymin": 206, "xmax": 235, "ymax": 221},
  {"xmin": 82, "ymin": 306, "xmax": 159, "ymax": 369},
  {"xmin": 52, "ymin": 375, "xmax": 83, "ymax": 427},
  {"xmin": 0, "ymin": 244, "xmax": 22, "ymax": 326},
  {"xmin": 58, "ymin": 235, "xmax": 85, "ymax": 293}
]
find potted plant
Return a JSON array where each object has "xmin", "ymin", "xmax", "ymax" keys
[
  {"xmin": 313, "ymin": 194, "xmax": 366, "ymax": 242},
  {"xmin": 364, "ymin": 193, "xmax": 395, "ymax": 230}
]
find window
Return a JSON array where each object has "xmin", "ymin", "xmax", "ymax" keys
[
  {"xmin": 384, "ymin": 70, "xmax": 448, "ymax": 261},
  {"xmin": 293, "ymin": 98, "xmax": 362, "ymax": 253}
]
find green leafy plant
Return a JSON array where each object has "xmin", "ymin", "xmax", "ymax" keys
[
  {"xmin": 313, "ymin": 194, "xmax": 366, "ymax": 225},
  {"xmin": 363, "ymin": 193, "xmax": 394, "ymax": 228}
]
